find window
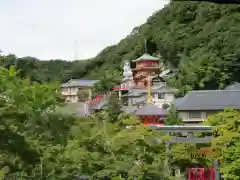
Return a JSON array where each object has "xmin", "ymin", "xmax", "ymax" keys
[
  {"xmin": 158, "ymin": 93, "xmax": 164, "ymax": 99},
  {"xmin": 189, "ymin": 112, "xmax": 202, "ymax": 119}
]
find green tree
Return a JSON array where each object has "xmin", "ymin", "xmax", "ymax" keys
[
  {"xmin": 67, "ymin": 112, "xmax": 169, "ymax": 179},
  {"xmin": 164, "ymin": 105, "xmax": 183, "ymax": 125},
  {"xmin": 0, "ymin": 66, "xmax": 172, "ymax": 179},
  {"xmin": 206, "ymin": 108, "xmax": 240, "ymax": 180}
]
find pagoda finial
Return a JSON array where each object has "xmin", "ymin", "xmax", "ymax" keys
[
  {"xmin": 147, "ymin": 76, "xmax": 153, "ymax": 103},
  {"xmin": 144, "ymin": 39, "xmax": 147, "ymax": 54}
]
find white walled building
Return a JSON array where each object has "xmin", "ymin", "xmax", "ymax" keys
[
  {"xmin": 60, "ymin": 79, "xmax": 99, "ymax": 103},
  {"xmin": 175, "ymin": 83, "xmax": 240, "ymax": 124}
]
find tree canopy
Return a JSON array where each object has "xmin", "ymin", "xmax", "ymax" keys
[
  {"xmin": 0, "ymin": 67, "xmax": 171, "ymax": 179},
  {"xmin": 0, "ymin": 66, "xmax": 240, "ymax": 179}
]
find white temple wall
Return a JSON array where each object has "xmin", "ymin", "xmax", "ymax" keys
[
  {"xmin": 153, "ymin": 93, "xmax": 175, "ymax": 108},
  {"xmin": 128, "ymin": 96, "xmax": 146, "ymax": 105}
]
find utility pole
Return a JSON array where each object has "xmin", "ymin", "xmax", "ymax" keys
[{"xmin": 74, "ymin": 40, "xmax": 79, "ymax": 60}]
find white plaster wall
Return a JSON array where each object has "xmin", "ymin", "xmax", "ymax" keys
[
  {"xmin": 153, "ymin": 93, "xmax": 175, "ymax": 108},
  {"xmin": 178, "ymin": 111, "xmax": 207, "ymax": 122},
  {"xmin": 70, "ymin": 87, "xmax": 78, "ymax": 95},
  {"xmin": 65, "ymin": 95, "xmax": 78, "ymax": 103},
  {"xmin": 71, "ymin": 96, "xmax": 78, "ymax": 103},
  {"xmin": 61, "ymin": 87, "xmax": 79, "ymax": 103},
  {"xmin": 61, "ymin": 87, "xmax": 78, "ymax": 96},
  {"xmin": 128, "ymin": 96, "xmax": 146, "ymax": 105}
]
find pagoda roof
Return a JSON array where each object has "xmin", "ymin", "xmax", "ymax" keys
[
  {"xmin": 135, "ymin": 103, "xmax": 166, "ymax": 116},
  {"xmin": 132, "ymin": 53, "xmax": 159, "ymax": 62}
]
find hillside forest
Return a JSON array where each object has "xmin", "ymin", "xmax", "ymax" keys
[
  {"xmin": 0, "ymin": 1, "xmax": 240, "ymax": 179},
  {"xmin": 1, "ymin": 2, "xmax": 240, "ymax": 94}
]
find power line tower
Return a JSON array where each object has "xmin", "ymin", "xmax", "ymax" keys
[{"xmin": 74, "ymin": 40, "xmax": 79, "ymax": 60}]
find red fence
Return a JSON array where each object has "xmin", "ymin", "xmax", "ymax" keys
[{"xmin": 188, "ymin": 168, "xmax": 215, "ymax": 180}]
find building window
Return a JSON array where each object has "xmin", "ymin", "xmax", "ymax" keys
[
  {"xmin": 188, "ymin": 112, "xmax": 202, "ymax": 119},
  {"xmin": 158, "ymin": 93, "xmax": 164, "ymax": 99}
]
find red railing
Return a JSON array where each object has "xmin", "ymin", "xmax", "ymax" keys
[{"xmin": 188, "ymin": 168, "xmax": 215, "ymax": 180}]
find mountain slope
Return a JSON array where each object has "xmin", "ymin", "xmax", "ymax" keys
[
  {"xmin": 84, "ymin": 1, "xmax": 240, "ymax": 94},
  {"xmin": 1, "ymin": 1, "xmax": 239, "ymax": 95}
]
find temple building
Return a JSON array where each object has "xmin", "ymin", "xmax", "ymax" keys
[
  {"xmin": 113, "ymin": 53, "xmax": 178, "ymax": 109},
  {"xmin": 132, "ymin": 53, "xmax": 163, "ymax": 88},
  {"xmin": 134, "ymin": 81, "xmax": 167, "ymax": 125},
  {"xmin": 85, "ymin": 52, "xmax": 178, "ymax": 119}
]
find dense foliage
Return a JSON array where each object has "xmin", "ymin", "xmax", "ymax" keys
[
  {"xmin": 0, "ymin": 65, "xmax": 239, "ymax": 180},
  {"xmin": 0, "ymin": 54, "xmax": 91, "ymax": 83},
  {"xmin": 207, "ymin": 108, "xmax": 240, "ymax": 180},
  {"xmin": 0, "ymin": 67, "xmax": 172, "ymax": 179},
  {"xmin": 1, "ymin": 2, "xmax": 240, "ymax": 94}
]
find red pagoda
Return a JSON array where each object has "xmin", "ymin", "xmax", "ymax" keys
[
  {"xmin": 134, "ymin": 76, "xmax": 166, "ymax": 126},
  {"xmin": 132, "ymin": 53, "xmax": 162, "ymax": 88},
  {"xmin": 135, "ymin": 103, "xmax": 166, "ymax": 125}
]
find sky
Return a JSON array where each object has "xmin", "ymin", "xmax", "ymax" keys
[{"xmin": 0, "ymin": 0, "xmax": 169, "ymax": 61}]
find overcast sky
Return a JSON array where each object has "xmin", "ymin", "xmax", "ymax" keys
[{"xmin": 0, "ymin": 0, "xmax": 169, "ymax": 60}]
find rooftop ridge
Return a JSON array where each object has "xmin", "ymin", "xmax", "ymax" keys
[
  {"xmin": 230, "ymin": 81, "xmax": 240, "ymax": 84},
  {"xmin": 70, "ymin": 79, "xmax": 99, "ymax": 81},
  {"xmin": 189, "ymin": 89, "xmax": 240, "ymax": 93}
]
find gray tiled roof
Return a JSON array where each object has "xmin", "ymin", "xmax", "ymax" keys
[
  {"xmin": 176, "ymin": 90, "xmax": 240, "ymax": 111},
  {"xmin": 122, "ymin": 92, "xmax": 143, "ymax": 97},
  {"xmin": 159, "ymin": 69, "xmax": 171, "ymax": 77},
  {"xmin": 135, "ymin": 103, "xmax": 167, "ymax": 116},
  {"xmin": 135, "ymin": 97, "xmax": 148, "ymax": 103},
  {"xmin": 129, "ymin": 88, "xmax": 148, "ymax": 93},
  {"xmin": 153, "ymin": 86, "xmax": 178, "ymax": 93},
  {"xmin": 122, "ymin": 106, "xmax": 138, "ymax": 113},
  {"xmin": 149, "ymin": 125, "xmax": 212, "ymax": 132},
  {"xmin": 225, "ymin": 82, "xmax": 240, "ymax": 90},
  {"xmin": 174, "ymin": 98, "xmax": 183, "ymax": 107},
  {"xmin": 61, "ymin": 79, "xmax": 99, "ymax": 87}
]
